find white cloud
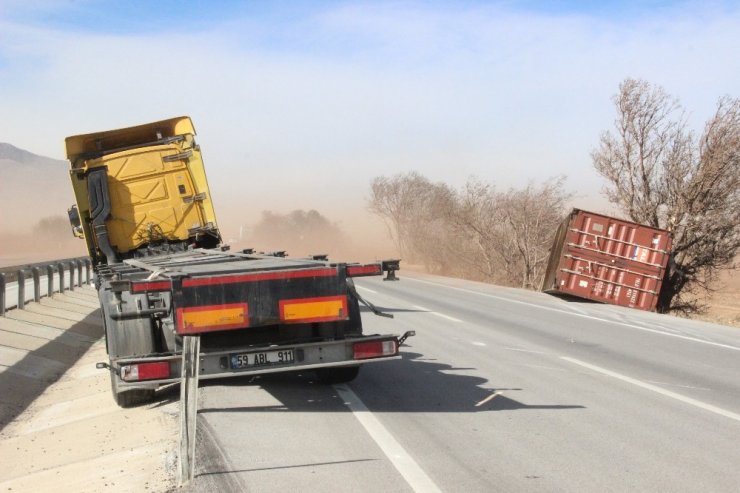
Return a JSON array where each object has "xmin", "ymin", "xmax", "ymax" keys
[{"xmin": 0, "ymin": 1, "xmax": 738, "ymax": 237}]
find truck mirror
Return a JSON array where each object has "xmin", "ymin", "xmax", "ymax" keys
[{"xmin": 67, "ymin": 205, "xmax": 84, "ymax": 238}]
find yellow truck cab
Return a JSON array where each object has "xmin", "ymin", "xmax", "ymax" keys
[{"xmin": 66, "ymin": 116, "xmax": 221, "ymax": 265}]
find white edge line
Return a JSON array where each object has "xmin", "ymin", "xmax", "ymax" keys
[
  {"xmin": 561, "ymin": 356, "xmax": 740, "ymax": 423},
  {"xmin": 405, "ymin": 277, "xmax": 740, "ymax": 352},
  {"xmin": 355, "ymin": 285, "xmax": 378, "ymax": 294},
  {"xmin": 334, "ymin": 385, "xmax": 442, "ymax": 493}
]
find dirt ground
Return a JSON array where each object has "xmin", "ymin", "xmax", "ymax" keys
[{"xmin": 691, "ymin": 267, "xmax": 740, "ymax": 328}]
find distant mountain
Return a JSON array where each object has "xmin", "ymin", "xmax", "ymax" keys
[
  {"xmin": 0, "ymin": 143, "xmax": 75, "ymax": 234},
  {"xmin": 0, "ymin": 143, "xmax": 64, "ymax": 166}
]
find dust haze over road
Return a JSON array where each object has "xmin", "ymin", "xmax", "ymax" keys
[{"xmin": 0, "ymin": 141, "xmax": 398, "ymax": 267}]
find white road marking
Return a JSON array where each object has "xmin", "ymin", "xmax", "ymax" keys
[
  {"xmin": 334, "ymin": 385, "xmax": 442, "ymax": 493},
  {"xmin": 561, "ymin": 357, "xmax": 740, "ymax": 423},
  {"xmin": 504, "ymin": 347, "xmax": 546, "ymax": 354},
  {"xmin": 516, "ymin": 363, "xmax": 570, "ymax": 372},
  {"xmin": 412, "ymin": 304, "xmax": 462, "ymax": 323},
  {"xmin": 644, "ymin": 381, "xmax": 712, "ymax": 391},
  {"xmin": 355, "ymin": 285, "xmax": 378, "ymax": 294},
  {"xmin": 471, "ymin": 341, "xmax": 487, "ymax": 347},
  {"xmin": 406, "ymin": 277, "xmax": 740, "ymax": 352},
  {"xmin": 475, "ymin": 391, "xmax": 501, "ymax": 407}
]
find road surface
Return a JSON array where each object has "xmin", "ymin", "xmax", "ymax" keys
[{"xmin": 187, "ymin": 272, "xmax": 740, "ymax": 492}]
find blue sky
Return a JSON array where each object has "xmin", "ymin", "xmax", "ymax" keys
[{"xmin": 1, "ymin": 0, "xmax": 739, "ymax": 239}]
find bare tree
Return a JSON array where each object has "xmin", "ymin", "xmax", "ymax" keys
[
  {"xmin": 369, "ymin": 172, "xmax": 572, "ymax": 289},
  {"xmin": 451, "ymin": 177, "xmax": 571, "ymax": 288},
  {"xmin": 404, "ymin": 182, "xmax": 459, "ymax": 272},
  {"xmin": 368, "ymin": 172, "xmax": 429, "ymax": 258},
  {"xmin": 593, "ymin": 78, "xmax": 740, "ymax": 313},
  {"xmin": 450, "ymin": 179, "xmax": 513, "ymax": 283},
  {"xmin": 499, "ymin": 177, "xmax": 572, "ymax": 289},
  {"xmin": 368, "ymin": 172, "xmax": 456, "ymax": 266}
]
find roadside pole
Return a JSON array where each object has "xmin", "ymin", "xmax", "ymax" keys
[{"xmin": 178, "ymin": 335, "xmax": 201, "ymax": 486}]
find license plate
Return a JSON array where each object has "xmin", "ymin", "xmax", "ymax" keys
[{"xmin": 230, "ymin": 349, "xmax": 295, "ymax": 369}]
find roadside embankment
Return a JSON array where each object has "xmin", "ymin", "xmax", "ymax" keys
[{"xmin": 0, "ymin": 286, "xmax": 178, "ymax": 492}]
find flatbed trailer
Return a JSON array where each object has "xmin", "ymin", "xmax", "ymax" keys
[
  {"xmin": 64, "ymin": 116, "xmax": 412, "ymax": 407},
  {"xmin": 96, "ymin": 247, "xmax": 408, "ymax": 406}
]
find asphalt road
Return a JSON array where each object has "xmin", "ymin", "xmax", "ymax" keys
[{"xmin": 188, "ymin": 272, "xmax": 740, "ymax": 492}]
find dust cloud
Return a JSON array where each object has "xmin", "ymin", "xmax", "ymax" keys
[
  {"xmin": 216, "ymin": 205, "xmax": 399, "ymax": 264},
  {"xmin": 0, "ymin": 216, "xmax": 87, "ymax": 268},
  {"xmin": 0, "ymin": 208, "xmax": 398, "ymax": 269}
]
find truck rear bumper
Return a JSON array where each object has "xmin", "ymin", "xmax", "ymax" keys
[{"xmin": 111, "ymin": 334, "xmax": 403, "ymax": 390}]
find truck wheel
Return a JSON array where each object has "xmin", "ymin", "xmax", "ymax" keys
[
  {"xmin": 316, "ymin": 365, "xmax": 360, "ymax": 384},
  {"xmin": 110, "ymin": 369, "xmax": 155, "ymax": 408}
]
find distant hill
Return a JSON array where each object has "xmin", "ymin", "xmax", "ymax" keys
[
  {"xmin": 0, "ymin": 143, "xmax": 64, "ymax": 166},
  {"xmin": 0, "ymin": 142, "xmax": 75, "ymax": 233}
]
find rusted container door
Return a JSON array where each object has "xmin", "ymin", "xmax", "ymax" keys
[{"xmin": 542, "ymin": 209, "xmax": 672, "ymax": 311}]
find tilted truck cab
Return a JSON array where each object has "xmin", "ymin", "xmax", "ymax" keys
[
  {"xmin": 65, "ymin": 116, "xmax": 411, "ymax": 407},
  {"xmin": 66, "ymin": 116, "xmax": 221, "ymax": 264}
]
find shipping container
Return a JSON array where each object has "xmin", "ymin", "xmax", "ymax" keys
[{"xmin": 541, "ymin": 209, "xmax": 672, "ymax": 311}]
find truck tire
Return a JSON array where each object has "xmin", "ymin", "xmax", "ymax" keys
[
  {"xmin": 110, "ymin": 370, "xmax": 155, "ymax": 407},
  {"xmin": 316, "ymin": 365, "xmax": 360, "ymax": 384}
]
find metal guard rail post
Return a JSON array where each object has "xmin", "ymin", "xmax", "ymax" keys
[
  {"xmin": 0, "ymin": 257, "xmax": 92, "ymax": 315},
  {"xmin": 0, "ymin": 273, "xmax": 5, "ymax": 316}
]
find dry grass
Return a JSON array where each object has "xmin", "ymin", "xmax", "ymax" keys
[{"xmin": 690, "ymin": 267, "xmax": 740, "ymax": 328}]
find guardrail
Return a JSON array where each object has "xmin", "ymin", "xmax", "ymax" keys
[{"xmin": 0, "ymin": 257, "xmax": 93, "ymax": 316}]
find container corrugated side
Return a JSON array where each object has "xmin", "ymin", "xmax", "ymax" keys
[{"xmin": 542, "ymin": 209, "xmax": 672, "ymax": 311}]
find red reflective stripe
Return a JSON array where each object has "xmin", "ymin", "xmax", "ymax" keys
[
  {"xmin": 347, "ymin": 264, "xmax": 382, "ymax": 277},
  {"xmin": 136, "ymin": 362, "xmax": 170, "ymax": 380},
  {"xmin": 132, "ymin": 281, "xmax": 172, "ymax": 292},
  {"xmin": 183, "ymin": 267, "xmax": 338, "ymax": 287}
]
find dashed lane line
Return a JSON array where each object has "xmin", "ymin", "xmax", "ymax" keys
[{"xmin": 412, "ymin": 305, "xmax": 462, "ymax": 323}]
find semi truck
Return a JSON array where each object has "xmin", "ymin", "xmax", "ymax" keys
[{"xmin": 66, "ymin": 116, "xmax": 411, "ymax": 407}]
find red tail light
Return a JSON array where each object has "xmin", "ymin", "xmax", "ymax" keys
[
  {"xmin": 353, "ymin": 340, "xmax": 398, "ymax": 360},
  {"xmin": 120, "ymin": 361, "xmax": 171, "ymax": 382}
]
